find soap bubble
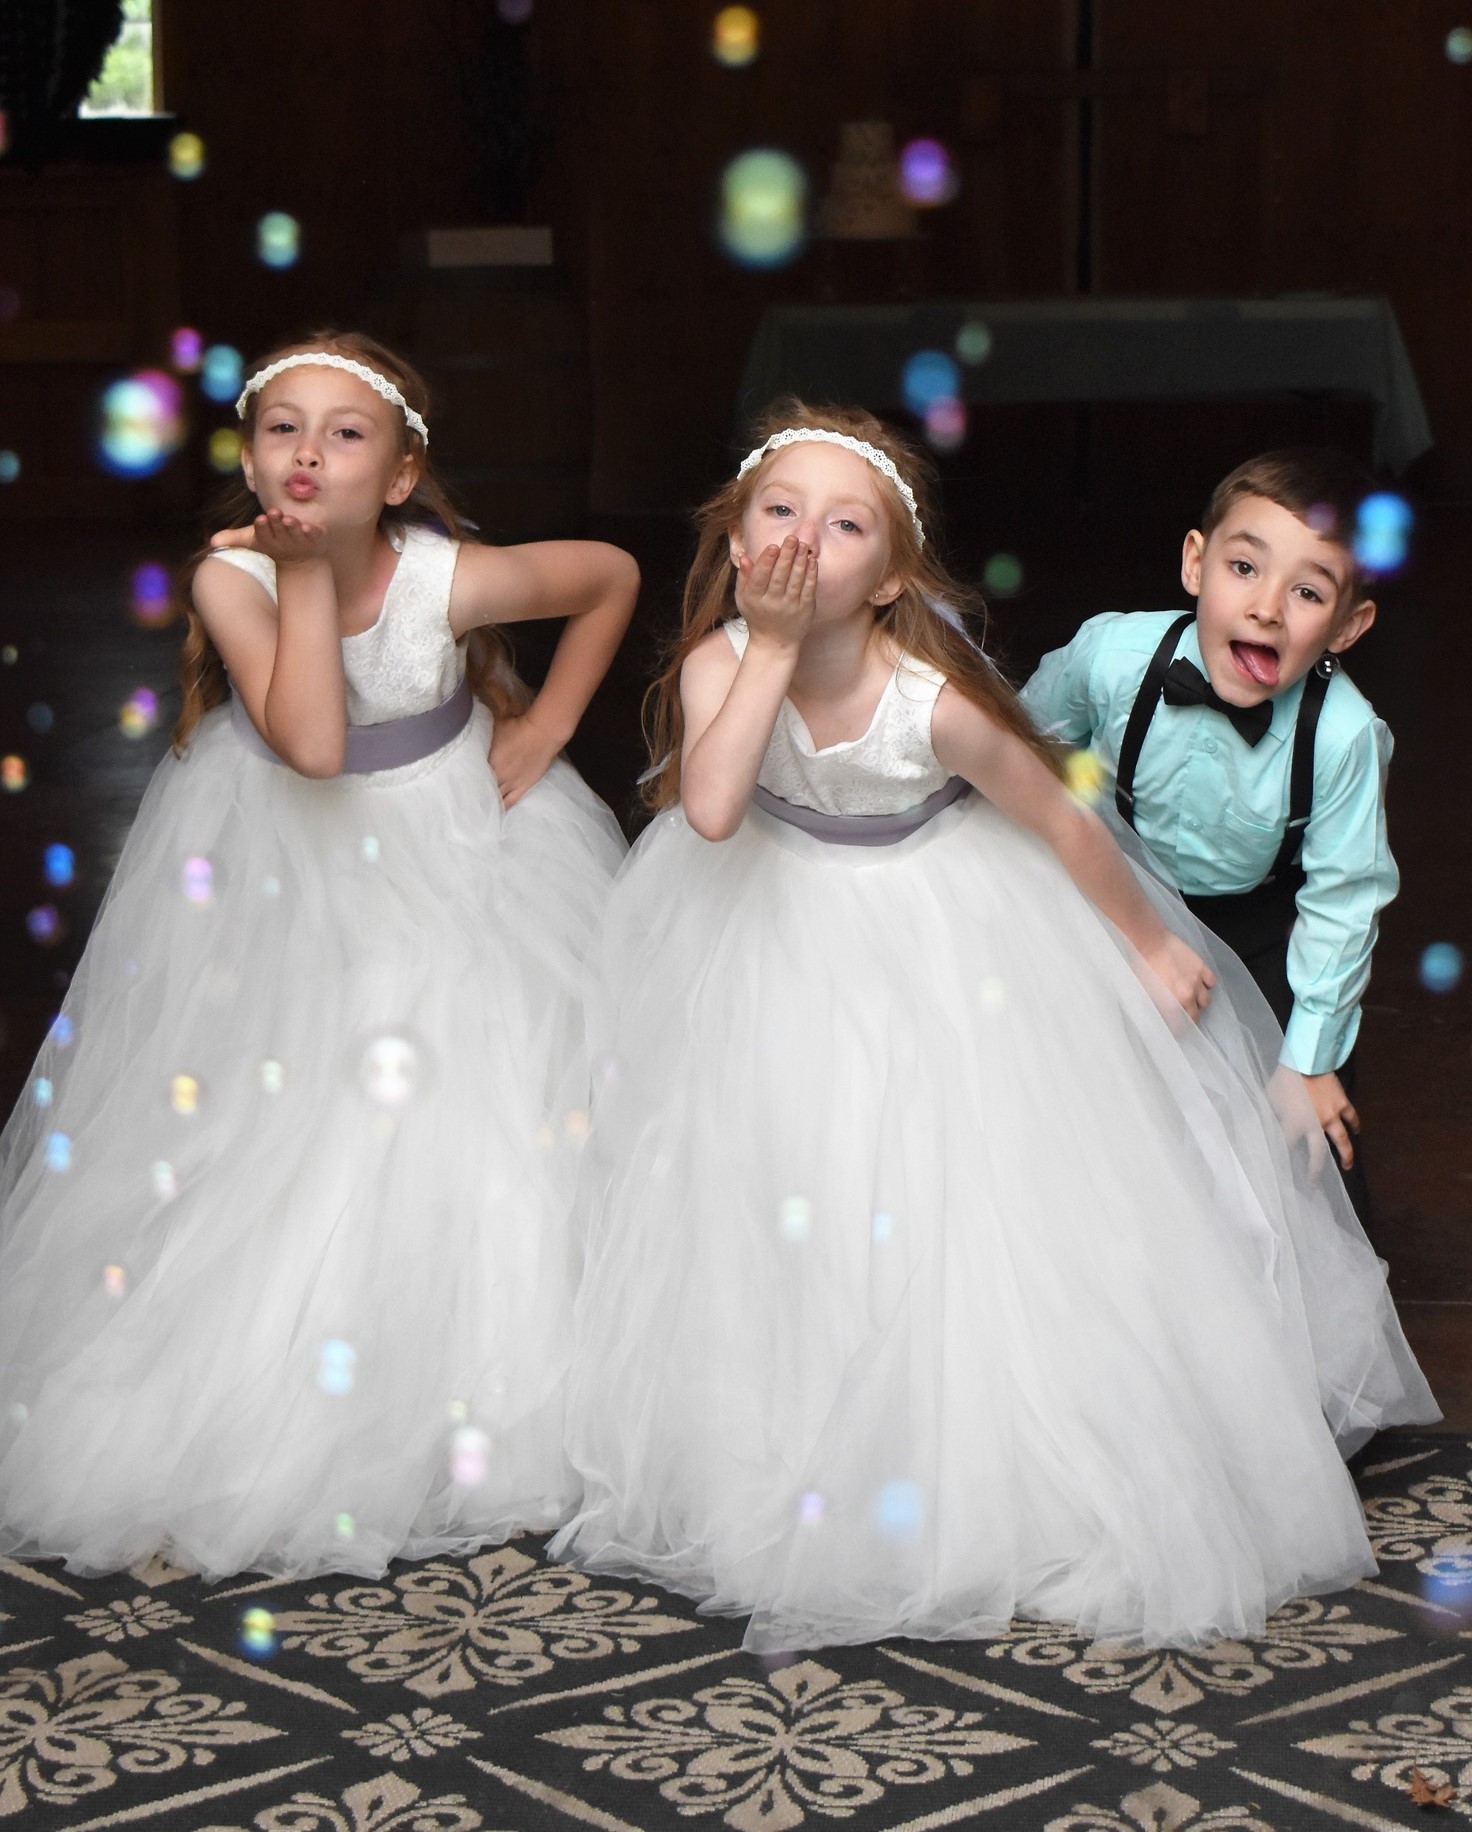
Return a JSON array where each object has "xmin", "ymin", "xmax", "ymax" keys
[
  {"xmin": 43, "ymin": 844, "xmax": 74, "ymax": 887},
  {"xmin": 780, "ymin": 1194, "xmax": 812, "ymax": 1242},
  {"xmin": 873, "ymin": 1479, "xmax": 925, "ymax": 1540},
  {"xmin": 27, "ymin": 906, "xmax": 62, "ymax": 946},
  {"xmin": 103, "ymin": 1264, "xmax": 127, "ymax": 1298},
  {"xmin": 955, "ymin": 320, "xmax": 993, "ymax": 364},
  {"xmin": 260, "ymin": 1059, "xmax": 285, "ymax": 1094},
  {"xmin": 170, "ymin": 1073, "xmax": 201, "ymax": 1116},
  {"xmin": 872, "ymin": 1211, "xmax": 895, "ymax": 1243},
  {"xmin": 798, "ymin": 1490, "xmax": 825, "ymax": 1526},
  {"xmin": 924, "ymin": 396, "xmax": 967, "ymax": 452},
  {"xmin": 451, "ymin": 1425, "xmax": 491, "ymax": 1486},
  {"xmin": 200, "ymin": 345, "xmax": 244, "ymax": 404},
  {"xmin": 898, "ymin": 137, "xmax": 958, "ymax": 206},
  {"xmin": 208, "ymin": 428, "xmax": 244, "ymax": 473},
  {"xmin": 358, "ymin": 1031, "xmax": 423, "ymax": 1109},
  {"xmin": 50, "ymin": 1014, "xmax": 74, "ymax": 1047},
  {"xmin": 901, "ymin": 349, "xmax": 960, "ymax": 416},
  {"xmin": 2, "ymin": 755, "xmax": 28, "ymax": 792},
  {"xmin": 1420, "ymin": 943, "xmax": 1464, "ymax": 995},
  {"xmin": 152, "ymin": 1161, "xmax": 178, "ymax": 1199},
  {"xmin": 45, "ymin": 1133, "xmax": 72, "ymax": 1173},
  {"xmin": 318, "ymin": 1338, "xmax": 357, "ymax": 1396},
  {"xmin": 170, "ymin": 326, "xmax": 203, "ymax": 372},
  {"xmin": 712, "ymin": 5, "xmax": 760, "ymax": 65},
  {"xmin": 31, "ymin": 1077, "xmax": 52, "ymax": 1109},
  {"xmin": 360, "ymin": 835, "xmax": 380, "ymax": 864},
  {"xmin": 96, "ymin": 370, "xmax": 185, "ymax": 479},
  {"xmin": 1353, "ymin": 492, "xmax": 1413, "ymax": 576},
  {"xmin": 167, "ymin": 132, "xmax": 206, "ymax": 179},
  {"xmin": 719, "ymin": 149, "xmax": 807, "ymax": 268},
  {"xmin": 182, "ymin": 856, "xmax": 214, "ymax": 905},
  {"xmin": 239, "ymin": 1606, "xmax": 276, "ymax": 1658},
  {"xmin": 1448, "ymin": 26, "xmax": 1472, "ymax": 62},
  {"xmin": 119, "ymin": 687, "xmax": 160, "ymax": 738},
  {"xmin": 256, "ymin": 212, "xmax": 301, "ymax": 269},
  {"xmin": 1, "ymin": 646, "xmax": 15, "ymax": 663},
  {"xmin": 130, "ymin": 562, "xmax": 173, "ymax": 627},
  {"xmin": 0, "ymin": 451, "xmax": 18, "ymax": 484},
  {"xmin": 983, "ymin": 553, "xmax": 1025, "ymax": 598},
  {"xmin": 1064, "ymin": 748, "xmax": 1106, "ymax": 806}
]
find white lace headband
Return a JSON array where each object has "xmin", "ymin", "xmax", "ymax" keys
[
  {"xmin": 235, "ymin": 353, "xmax": 429, "ymax": 446},
  {"xmin": 737, "ymin": 428, "xmax": 924, "ymax": 546}
]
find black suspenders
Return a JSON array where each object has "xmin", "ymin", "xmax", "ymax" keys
[{"xmin": 1112, "ymin": 614, "xmax": 1334, "ymax": 890}]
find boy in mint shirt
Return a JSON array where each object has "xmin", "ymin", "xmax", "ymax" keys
[{"xmin": 1021, "ymin": 450, "xmax": 1393, "ymax": 1222}]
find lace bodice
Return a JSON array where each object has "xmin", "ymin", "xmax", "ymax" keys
[
  {"xmin": 723, "ymin": 618, "xmax": 950, "ymax": 816},
  {"xmin": 206, "ymin": 525, "xmax": 464, "ymax": 726}
]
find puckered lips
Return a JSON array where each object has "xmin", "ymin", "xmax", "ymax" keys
[
  {"xmin": 1229, "ymin": 640, "xmax": 1280, "ymax": 691},
  {"xmin": 285, "ymin": 472, "xmax": 319, "ymax": 502}
]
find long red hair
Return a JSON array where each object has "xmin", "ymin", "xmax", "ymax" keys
[
  {"xmin": 641, "ymin": 398, "xmax": 1059, "ymax": 809},
  {"xmin": 171, "ymin": 330, "xmax": 528, "ymax": 754}
]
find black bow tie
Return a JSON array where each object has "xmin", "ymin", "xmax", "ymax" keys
[{"xmin": 1161, "ymin": 658, "xmax": 1273, "ymax": 747}]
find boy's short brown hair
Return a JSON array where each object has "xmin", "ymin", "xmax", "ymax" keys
[{"xmin": 1202, "ymin": 447, "xmax": 1378, "ymax": 602}]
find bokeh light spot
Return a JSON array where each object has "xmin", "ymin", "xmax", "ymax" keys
[
  {"xmin": 50, "ymin": 1014, "xmax": 74, "ymax": 1047},
  {"xmin": 2, "ymin": 755, "xmax": 28, "ymax": 792},
  {"xmin": 104, "ymin": 1263, "xmax": 127, "ymax": 1298},
  {"xmin": 200, "ymin": 345, "xmax": 244, "ymax": 404},
  {"xmin": 898, "ymin": 137, "xmax": 958, "ymax": 207},
  {"xmin": 451, "ymin": 1425, "xmax": 491, "ymax": 1486},
  {"xmin": 119, "ymin": 687, "xmax": 160, "ymax": 739},
  {"xmin": 239, "ymin": 1607, "xmax": 276, "ymax": 1658},
  {"xmin": 924, "ymin": 396, "xmax": 967, "ymax": 452},
  {"xmin": 901, "ymin": 349, "xmax": 960, "ymax": 416},
  {"xmin": 719, "ymin": 149, "xmax": 808, "ymax": 268},
  {"xmin": 712, "ymin": 5, "xmax": 760, "ymax": 65},
  {"xmin": 872, "ymin": 1211, "xmax": 895, "ymax": 1243},
  {"xmin": 359, "ymin": 1032, "xmax": 423, "ymax": 1110},
  {"xmin": 0, "ymin": 451, "xmax": 19, "ymax": 484},
  {"xmin": 152, "ymin": 1161, "xmax": 178, "ymax": 1200},
  {"xmin": 1064, "ymin": 748, "xmax": 1106, "ymax": 806},
  {"xmin": 873, "ymin": 1479, "xmax": 925, "ymax": 1540},
  {"xmin": 170, "ymin": 1073, "xmax": 201, "ymax": 1116},
  {"xmin": 983, "ymin": 553, "xmax": 1025, "ymax": 598},
  {"xmin": 261, "ymin": 1058, "xmax": 285, "ymax": 1094},
  {"xmin": 208, "ymin": 428, "xmax": 244, "ymax": 474},
  {"xmin": 182, "ymin": 855, "xmax": 214, "ymax": 906},
  {"xmin": 27, "ymin": 703, "xmax": 53, "ymax": 733},
  {"xmin": 27, "ymin": 905, "xmax": 63, "ymax": 946},
  {"xmin": 96, "ymin": 371, "xmax": 185, "ymax": 479},
  {"xmin": 170, "ymin": 326, "xmax": 204, "ymax": 373},
  {"xmin": 1420, "ymin": 942, "xmax": 1464, "ymax": 995},
  {"xmin": 43, "ymin": 843, "xmax": 75, "ymax": 887},
  {"xmin": 780, "ymin": 1194, "xmax": 812, "ymax": 1242},
  {"xmin": 256, "ymin": 212, "xmax": 301, "ymax": 269},
  {"xmin": 130, "ymin": 562, "xmax": 173, "ymax": 627},
  {"xmin": 32, "ymin": 1077, "xmax": 52, "ymax": 1109},
  {"xmin": 1353, "ymin": 492, "xmax": 1413, "ymax": 575},
  {"xmin": 955, "ymin": 320, "xmax": 993, "ymax": 364},
  {"xmin": 167, "ymin": 132, "xmax": 206, "ymax": 180},
  {"xmin": 318, "ymin": 1338, "xmax": 357, "ymax": 1396},
  {"xmin": 1448, "ymin": 25, "xmax": 1472, "ymax": 62},
  {"xmin": 799, "ymin": 1490, "xmax": 825, "ymax": 1526},
  {"xmin": 361, "ymin": 835, "xmax": 380, "ymax": 864},
  {"xmin": 45, "ymin": 1132, "xmax": 72, "ymax": 1173}
]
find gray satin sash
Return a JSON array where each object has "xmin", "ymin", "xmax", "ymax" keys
[
  {"xmin": 751, "ymin": 775, "xmax": 971, "ymax": 846},
  {"xmin": 230, "ymin": 677, "xmax": 475, "ymax": 775}
]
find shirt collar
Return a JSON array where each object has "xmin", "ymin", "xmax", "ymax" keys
[{"xmin": 1178, "ymin": 617, "xmax": 1302, "ymax": 747}]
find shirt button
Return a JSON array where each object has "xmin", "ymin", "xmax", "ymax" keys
[
  {"xmin": 1204, "ymin": 738, "xmax": 1217, "ymax": 754},
  {"xmin": 1186, "ymin": 817, "xmax": 1201, "ymax": 830}
]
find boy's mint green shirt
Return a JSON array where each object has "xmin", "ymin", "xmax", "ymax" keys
[{"xmin": 1020, "ymin": 610, "xmax": 1398, "ymax": 1077}]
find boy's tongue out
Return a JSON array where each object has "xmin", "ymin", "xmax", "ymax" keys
[{"xmin": 1230, "ymin": 641, "xmax": 1280, "ymax": 689}]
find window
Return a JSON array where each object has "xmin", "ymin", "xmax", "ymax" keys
[{"xmin": 80, "ymin": 0, "xmax": 155, "ymax": 117}]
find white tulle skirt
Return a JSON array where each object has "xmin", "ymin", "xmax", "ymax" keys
[
  {"xmin": 0, "ymin": 699, "xmax": 626, "ymax": 1580},
  {"xmin": 552, "ymin": 793, "xmax": 1437, "ymax": 1651}
]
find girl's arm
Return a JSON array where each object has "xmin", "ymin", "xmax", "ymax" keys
[
  {"xmin": 932, "ymin": 686, "xmax": 1215, "ymax": 1018},
  {"xmin": 680, "ymin": 536, "xmax": 816, "ymax": 841},
  {"xmin": 197, "ymin": 511, "xmax": 347, "ymax": 778},
  {"xmin": 450, "ymin": 539, "xmax": 639, "ymax": 807}
]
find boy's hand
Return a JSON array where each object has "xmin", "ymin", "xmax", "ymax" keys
[{"xmin": 1303, "ymin": 1070, "xmax": 1359, "ymax": 1170}]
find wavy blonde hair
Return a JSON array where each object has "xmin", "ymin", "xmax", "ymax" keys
[
  {"xmin": 171, "ymin": 330, "xmax": 529, "ymax": 754},
  {"xmin": 641, "ymin": 397, "xmax": 1059, "ymax": 809}
]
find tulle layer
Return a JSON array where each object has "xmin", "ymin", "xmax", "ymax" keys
[
  {"xmin": 0, "ymin": 702, "xmax": 626, "ymax": 1580},
  {"xmin": 553, "ymin": 797, "xmax": 1437, "ymax": 1651}
]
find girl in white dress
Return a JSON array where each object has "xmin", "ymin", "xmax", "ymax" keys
[
  {"xmin": 553, "ymin": 401, "xmax": 1436, "ymax": 1652},
  {"xmin": 0, "ymin": 332, "xmax": 633, "ymax": 1580}
]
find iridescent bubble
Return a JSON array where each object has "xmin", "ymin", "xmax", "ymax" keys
[
  {"xmin": 2, "ymin": 755, "xmax": 28, "ymax": 792},
  {"xmin": 200, "ymin": 345, "xmax": 244, "ymax": 405},
  {"xmin": 898, "ymin": 137, "xmax": 958, "ymax": 207},
  {"xmin": 152, "ymin": 1161, "xmax": 178, "ymax": 1199},
  {"xmin": 182, "ymin": 855, "xmax": 214, "ymax": 905},
  {"xmin": 358, "ymin": 1032, "xmax": 423, "ymax": 1109},
  {"xmin": 239, "ymin": 1606, "xmax": 276, "ymax": 1658},
  {"xmin": 208, "ymin": 428, "xmax": 244, "ymax": 474},
  {"xmin": 1353, "ymin": 492, "xmax": 1413, "ymax": 575},
  {"xmin": 256, "ymin": 212, "xmax": 301, "ymax": 270},
  {"xmin": 96, "ymin": 370, "xmax": 186, "ymax": 479},
  {"xmin": 901, "ymin": 349, "xmax": 960, "ymax": 416},
  {"xmin": 360, "ymin": 835, "xmax": 380, "ymax": 864},
  {"xmin": 318, "ymin": 1338, "xmax": 357, "ymax": 1396},
  {"xmin": 260, "ymin": 1059, "xmax": 285, "ymax": 1094},
  {"xmin": 1064, "ymin": 748, "xmax": 1106, "ymax": 807},
  {"xmin": 27, "ymin": 703, "xmax": 53, "ymax": 733},
  {"xmin": 712, "ymin": 4, "xmax": 760, "ymax": 65},
  {"xmin": 103, "ymin": 1263, "xmax": 127, "ymax": 1298},
  {"xmin": 119, "ymin": 687, "xmax": 160, "ymax": 739},
  {"xmin": 872, "ymin": 1211, "xmax": 895, "ymax": 1243},
  {"xmin": 872, "ymin": 1478, "xmax": 924, "ymax": 1541},
  {"xmin": 334, "ymin": 1511, "xmax": 356, "ymax": 1539},
  {"xmin": 0, "ymin": 451, "xmax": 19, "ymax": 484},
  {"xmin": 983, "ymin": 553, "xmax": 1024, "ymax": 598},
  {"xmin": 167, "ymin": 131, "xmax": 206, "ymax": 180},
  {"xmin": 451, "ymin": 1425, "xmax": 491, "ymax": 1486},
  {"xmin": 780, "ymin": 1194, "xmax": 812, "ymax": 1242},
  {"xmin": 50, "ymin": 1014, "xmax": 74, "ymax": 1047},
  {"xmin": 170, "ymin": 1073, "xmax": 201, "ymax": 1116},
  {"xmin": 43, "ymin": 844, "xmax": 75, "ymax": 887},
  {"xmin": 1420, "ymin": 942, "xmax": 1464, "ymax": 995},
  {"xmin": 1448, "ymin": 25, "xmax": 1472, "ymax": 62},
  {"xmin": 130, "ymin": 562, "xmax": 173, "ymax": 628},
  {"xmin": 45, "ymin": 1132, "xmax": 72, "ymax": 1173},
  {"xmin": 798, "ymin": 1490, "xmax": 825, "ymax": 1526},
  {"xmin": 955, "ymin": 320, "xmax": 993, "ymax": 365},
  {"xmin": 27, "ymin": 905, "xmax": 62, "ymax": 946},
  {"xmin": 924, "ymin": 396, "xmax": 967, "ymax": 452},
  {"xmin": 719, "ymin": 149, "xmax": 808, "ymax": 268},
  {"xmin": 170, "ymin": 326, "xmax": 204, "ymax": 372},
  {"xmin": 31, "ymin": 1077, "xmax": 52, "ymax": 1109}
]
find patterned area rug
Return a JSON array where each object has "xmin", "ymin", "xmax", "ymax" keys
[{"xmin": 4, "ymin": 1436, "xmax": 1472, "ymax": 1832}]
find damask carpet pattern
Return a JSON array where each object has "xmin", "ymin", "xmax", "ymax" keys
[{"xmin": 4, "ymin": 1437, "xmax": 1472, "ymax": 1832}]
